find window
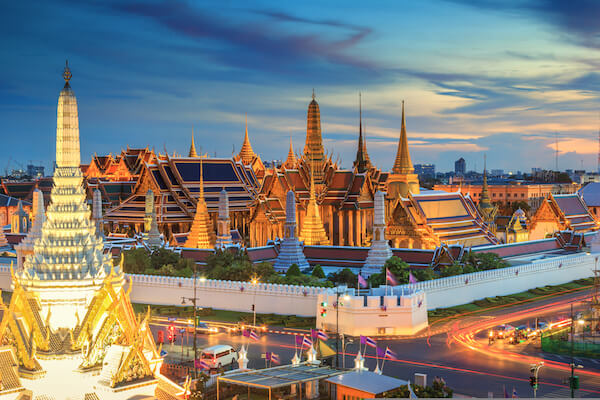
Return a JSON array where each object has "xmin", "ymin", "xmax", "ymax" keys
[
  {"xmin": 521, "ymin": 193, "xmax": 525, "ymax": 198},
  {"xmin": 493, "ymin": 193, "xmax": 496, "ymax": 197}
]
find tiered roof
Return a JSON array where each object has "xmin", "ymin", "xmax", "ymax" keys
[
  {"xmin": 104, "ymin": 155, "xmax": 260, "ymax": 226},
  {"xmin": 530, "ymin": 193, "xmax": 597, "ymax": 233},
  {"xmin": 298, "ymin": 172, "xmax": 330, "ymax": 246},
  {"xmin": 185, "ymin": 160, "xmax": 216, "ymax": 249}
]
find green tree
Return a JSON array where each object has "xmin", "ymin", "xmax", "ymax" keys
[
  {"xmin": 439, "ymin": 262, "xmax": 463, "ymax": 277},
  {"xmin": 286, "ymin": 264, "xmax": 301, "ymax": 277},
  {"xmin": 368, "ymin": 256, "xmax": 411, "ymax": 286},
  {"xmin": 327, "ymin": 268, "xmax": 357, "ymax": 287},
  {"xmin": 122, "ymin": 248, "xmax": 151, "ymax": 274},
  {"xmin": 412, "ymin": 267, "xmax": 436, "ymax": 282},
  {"xmin": 311, "ymin": 265, "xmax": 325, "ymax": 279}
]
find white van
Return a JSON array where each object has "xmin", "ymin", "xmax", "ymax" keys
[{"xmin": 200, "ymin": 345, "xmax": 238, "ymax": 368}]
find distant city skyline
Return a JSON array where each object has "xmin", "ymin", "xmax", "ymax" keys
[{"xmin": 2, "ymin": 1, "xmax": 600, "ymax": 174}]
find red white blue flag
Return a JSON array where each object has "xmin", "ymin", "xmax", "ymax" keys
[
  {"xmin": 317, "ymin": 330, "xmax": 329, "ymax": 341},
  {"xmin": 384, "ymin": 347, "xmax": 397, "ymax": 360},
  {"xmin": 271, "ymin": 353, "xmax": 280, "ymax": 364},
  {"xmin": 302, "ymin": 336, "xmax": 313, "ymax": 348},
  {"xmin": 249, "ymin": 330, "xmax": 259, "ymax": 341},
  {"xmin": 195, "ymin": 359, "xmax": 211, "ymax": 370},
  {"xmin": 386, "ymin": 269, "xmax": 398, "ymax": 286},
  {"xmin": 365, "ymin": 336, "xmax": 377, "ymax": 348}
]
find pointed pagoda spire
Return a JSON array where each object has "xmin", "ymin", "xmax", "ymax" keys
[
  {"xmin": 185, "ymin": 158, "xmax": 216, "ymax": 249},
  {"xmin": 189, "ymin": 127, "xmax": 198, "ymax": 157},
  {"xmin": 283, "ymin": 135, "xmax": 298, "ymax": 169},
  {"xmin": 392, "ymin": 100, "xmax": 414, "ymax": 174},
  {"xmin": 478, "ymin": 154, "xmax": 498, "ymax": 224},
  {"xmin": 298, "ymin": 162, "xmax": 330, "ymax": 246},
  {"xmin": 238, "ymin": 113, "xmax": 256, "ymax": 164},
  {"xmin": 303, "ymin": 91, "xmax": 325, "ymax": 184},
  {"xmin": 354, "ymin": 92, "xmax": 371, "ymax": 173}
]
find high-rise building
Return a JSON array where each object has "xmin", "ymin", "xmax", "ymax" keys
[
  {"xmin": 414, "ymin": 163, "xmax": 435, "ymax": 178},
  {"xmin": 454, "ymin": 157, "xmax": 466, "ymax": 175},
  {"xmin": 26, "ymin": 164, "xmax": 45, "ymax": 178}
]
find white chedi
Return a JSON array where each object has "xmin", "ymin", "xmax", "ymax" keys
[{"xmin": 18, "ymin": 63, "xmax": 122, "ymax": 331}]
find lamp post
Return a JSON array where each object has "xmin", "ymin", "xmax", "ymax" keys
[
  {"xmin": 569, "ymin": 304, "xmax": 584, "ymax": 398},
  {"xmin": 341, "ymin": 334, "xmax": 353, "ymax": 369},
  {"xmin": 335, "ymin": 288, "xmax": 350, "ymax": 369},
  {"xmin": 181, "ymin": 264, "xmax": 204, "ymax": 380},
  {"xmin": 251, "ymin": 276, "xmax": 258, "ymax": 327}
]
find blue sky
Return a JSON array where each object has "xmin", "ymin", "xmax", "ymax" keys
[{"xmin": 2, "ymin": 0, "xmax": 600, "ymax": 174}]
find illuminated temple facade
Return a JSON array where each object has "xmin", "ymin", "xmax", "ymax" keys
[{"xmin": 87, "ymin": 92, "xmax": 499, "ymax": 250}]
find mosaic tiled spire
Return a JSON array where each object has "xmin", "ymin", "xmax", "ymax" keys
[
  {"xmin": 19, "ymin": 62, "xmax": 119, "ymax": 330},
  {"xmin": 185, "ymin": 159, "xmax": 216, "ymax": 249},
  {"xmin": 189, "ymin": 128, "xmax": 198, "ymax": 157},
  {"xmin": 298, "ymin": 164, "xmax": 330, "ymax": 246},
  {"xmin": 273, "ymin": 190, "xmax": 309, "ymax": 272},
  {"xmin": 303, "ymin": 90, "xmax": 325, "ymax": 183},
  {"xmin": 362, "ymin": 191, "xmax": 393, "ymax": 277},
  {"xmin": 145, "ymin": 189, "xmax": 162, "ymax": 247},
  {"xmin": 478, "ymin": 155, "xmax": 498, "ymax": 224},
  {"xmin": 216, "ymin": 188, "xmax": 233, "ymax": 248},
  {"xmin": 238, "ymin": 114, "xmax": 256, "ymax": 164}
]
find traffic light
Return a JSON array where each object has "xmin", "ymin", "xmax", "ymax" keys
[
  {"xmin": 319, "ymin": 301, "xmax": 327, "ymax": 317},
  {"xmin": 569, "ymin": 376, "xmax": 580, "ymax": 390},
  {"xmin": 167, "ymin": 325, "xmax": 175, "ymax": 343},
  {"xmin": 157, "ymin": 330, "xmax": 164, "ymax": 344},
  {"xmin": 251, "ymin": 304, "xmax": 255, "ymax": 311},
  {"xmin": 529, "ymin": 376, "xmax": 537, "ymax": 388}
]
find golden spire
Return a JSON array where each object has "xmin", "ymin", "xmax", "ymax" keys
[
  {"xmin": 478, "ymin": 154, "xmax": 498, "ymax": 223},
  {"xmin": 283, "ymin": 135, "xmax": 297, "ymax": 169},
  {"xmin": 303, "ymin": 91, "xmax": 325, "ymax": 184},
  {"xmin": 238, "ymin": 113, "xmax": 256, "ymax": 164},
  {"xmin": 392, "ymin": 100, "xmax": 414, "ymax": 174},
  {"xmin": 354, "ymin": 92, "xmax": 371, "ymax": 173},
  {"xmin": 185, "ymin": 158, "xmax": 216, "ymax": 249},
  {"xmin": 188, "ymin": 127, "xmax": 198, "ymax": 157},
  {"xmin": 298, "ymin": 161, "xmax": 330, "ymax": 246}
]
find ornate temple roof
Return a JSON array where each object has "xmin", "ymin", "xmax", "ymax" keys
[
  {"xmin": 185, "ymin": 160, "xmax": 216, "ymax": 249},
  {"xmin": 283, "ymin": 136, "xmax": 298, "ymax": 169},
  {"xmin": 298, "ymin": 171, "xmax": 330, "ymax": 246},
  {"xmin": 104, "ymin": 155, "xmax": 260, "ymax": 225}
]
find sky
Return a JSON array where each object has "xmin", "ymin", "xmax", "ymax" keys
[{"xmin": 2, "ymin": 0, "xmax": 600, "ymax": 174}]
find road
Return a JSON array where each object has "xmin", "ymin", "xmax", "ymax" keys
[{"xmin": 151, "ymin": 288, "xmax": 600, "ymax": 398}]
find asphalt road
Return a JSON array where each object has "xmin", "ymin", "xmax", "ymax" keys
[{"xmin": 151, "ymin": 288, "xmax": 600, "ymax": 398}]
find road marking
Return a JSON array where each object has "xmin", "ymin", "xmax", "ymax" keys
[{"xmin": 591, "ymin": 359, "xmax": 600, "ymax": 365}]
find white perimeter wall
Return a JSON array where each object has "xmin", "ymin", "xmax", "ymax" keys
[
  {"xmin": 0, "ymin": 251, "xmax": 595, "ymax": 315},
  {"xmin": 389, "ymin": 252, "xmax": 596, "ymax": 310}
]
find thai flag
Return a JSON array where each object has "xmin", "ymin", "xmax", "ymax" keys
[
  {"xmin": 195, "ymin": 359, "xmax": 211, "ymax": 370},
  {"xmin": 384, "ymin": 347, "xmax": 397, "ymax": 360},
  {"xmin": 302, "ymin": 336, "xmax": 313, "ymax": 348},
  {"xmin": 386, "ymin": 269, "xmax": 398, "ymax": 286},
  {"xmin": 512, "ymin": 387, "xmax": 518, "ymax": 398},
  {"xmin": 365, "ymin": 336, "xmax": 377, "ymax": 348},
  {"xmin": 317, "ymin": 330, "xmax": 328, "ymax": 341},
  {"xmin": 270, "ymin": 353, "xmax": 280, "ymax": 364},
  {"xmin": 249, "ymin": 330, "xmax": 259, "ymax": 341},
  {"xmin": 358, "ymin": 274, "xmax": 368, "ymax": 288}
]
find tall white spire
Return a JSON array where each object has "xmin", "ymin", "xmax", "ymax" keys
[
  {"xmin": 19, "ymin": 63, "xmax": 121, "ymax": 331},
  {"xmin": 55, "ymin": 61, "xmax": 80, "ymax": 168}
]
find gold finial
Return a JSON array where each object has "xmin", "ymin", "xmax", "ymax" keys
[
  {"xmin": 63, "ymin": 60, "xmax": 72, "ymax": 83},
  {"xmin": 312, "ymin": 88, "xmax": 315, "ymax": 100}
]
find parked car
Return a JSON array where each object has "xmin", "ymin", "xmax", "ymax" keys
[{"xmin": 200, "ymin": 345, "xmax": 238, "ymax": 369}]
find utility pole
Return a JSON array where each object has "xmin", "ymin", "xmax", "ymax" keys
[{"xmin": 181, "ymin": 262, "xmax": 199, "ymax": 379}]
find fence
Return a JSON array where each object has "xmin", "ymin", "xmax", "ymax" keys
[{"xmin": 541, "ymin": 328, "xmax": 600, "ymax": 358}]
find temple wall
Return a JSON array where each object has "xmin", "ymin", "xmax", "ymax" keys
[
  {"xmin": 386, "ymin": 252, "xmax": 595, "ymax": 310},
  {"xmin": 316, "ymin": 290, "xmax": 428, "ymax": 336}
]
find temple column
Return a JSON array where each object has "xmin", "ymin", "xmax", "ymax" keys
[
  {"xmin": 328, "ymin": 206, "xmax": 334, "ymax": 244},
  {"xmin": 337, "ymin": 211, "xmax": 343, "ymax": 246},
  {"xmin": 361, "ymin": 210, "xmax": 367, "ymax": 246},
  {"xmin": 354, "ymin": 211, "xmax": 360, "ymax": 247}
]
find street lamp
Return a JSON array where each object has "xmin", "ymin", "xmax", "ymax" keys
[
  {"xmin": 251, "ymin": 276, "xmax": 259, "ymax": 327},
  {"xmin": 569, "ymin": 304, "xmax": 584, "ymax": 398},
  {"xmin": 341, "ymin": 334, "xmax": 354, "ymax": 369},
  {"xmin": 181, "ymin": 264, "xmax": 201, "ymax": 379}
]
